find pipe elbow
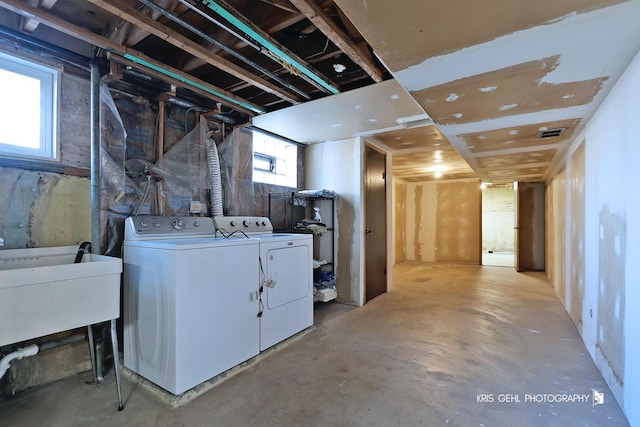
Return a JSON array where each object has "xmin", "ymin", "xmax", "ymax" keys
[{"xmin": 0, "ymin": 344, "xmax": 39, "ymax": 380}]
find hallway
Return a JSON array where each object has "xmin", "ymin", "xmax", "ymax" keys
[{"xmin": 0, "ymin": 263, "xmax": 628, "ymax": 426}]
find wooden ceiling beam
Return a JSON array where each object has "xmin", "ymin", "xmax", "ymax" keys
[
  {"xmin": 0, "ymin": 0, "xmax": 124, "ymax": 50},
  {"xmin": 256, "ymin": 0, "xmax": 298, "ymax": 14},
  {"xmin": 114, "ymin": 0, "xmax": 184, "ymax": 48},
  {"xmin": 288, "ymin": 0, "xmax": 384, "ymax": 82},
  {"xmin": 107, "ymin": 52, "xmax": 260, "ymax": 116},
  {"xmin": 87, "ymin": 0, "xmax": 300, "ymax": 104}
]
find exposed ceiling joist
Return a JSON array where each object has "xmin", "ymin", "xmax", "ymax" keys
[
  {"xmin": 0, "ymin": 0, "xmax": 261, "ymax": 115},
  {"xmin": 256, "ymin": 0, "xmax": 298, "ymax": 14},
  {"xmin": 20, "ymin": 0, "xmax": 57, "ymax": 33},
  {"xmin": 0, "ymin": 0, "xmax": 123, "ymax": 50},
  {"xmin": 199, "ymin": 0, "xmax": 340, "ymax": 94},
  {"xmin": 137, "ymin": 0, "xmax": 310, "ymax": 100},
  {"xmin": 112, "ymin": 0, "xmax": 189, "ymax": 48},
  {"xmin": 288, "ymin": 0, "xmax": 383, "ymax": 83},
  {"xmin": 87, "ymin": 0, "xmax": 301, "ymax": 104}
]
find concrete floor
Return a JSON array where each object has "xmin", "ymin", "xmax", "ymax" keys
[
  {"xmin": 0, "ymin": 262, "xmax": 629, "ymax": 426},
  {"xmin": 482, "ymin": 251, "xmax": 515, "ymax": 267}
]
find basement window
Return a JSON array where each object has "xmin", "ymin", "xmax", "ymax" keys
[
  {"xmin": 0, "ymin": 52, "xmax": 59, "ymax": 161},
  {"xmin": 252, "ymin": 130, "xmax": 297, "ymax": 187}
]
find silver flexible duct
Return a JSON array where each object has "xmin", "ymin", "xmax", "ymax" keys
[{"xmin": 206, "ymin": 135, "xmax": 224, "ymax": 216}]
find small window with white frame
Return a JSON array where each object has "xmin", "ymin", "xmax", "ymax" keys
[
  {"xmin": 0, "ymin": 51, "xmax": 59, "ymax": 161},
  {"xmin": 252, "ymin": 130, "xmax": 297, "ymax": 187}
]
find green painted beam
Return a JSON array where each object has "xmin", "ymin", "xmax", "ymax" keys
[{"xmin": 123, "ymin": 53, "xmax": 266, "ymax": 114}]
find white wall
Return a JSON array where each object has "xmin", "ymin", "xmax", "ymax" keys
[
  {"xmin": 306, "ymin": 138, "xmax": 364, "ymax": 306},
  {"xmin": 547, "ymin": 47, "xmax": 640, "ymax": 425}
]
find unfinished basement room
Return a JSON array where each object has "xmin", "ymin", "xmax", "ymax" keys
[{"xmin": 0, "ymin": 0, "xmax": 639, "ymax": 426}]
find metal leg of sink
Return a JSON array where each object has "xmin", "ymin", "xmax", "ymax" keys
[
  {"xmin": 87, "ymin": 324, "xmax": 98, "ymax": 384},
  {"xmin": 109, "ymin": 319, "xmax": 124, "ymax": 411}
]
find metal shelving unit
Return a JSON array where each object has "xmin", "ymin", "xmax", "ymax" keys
[{"xmin": 268, "ymin": 191, "xmax": 337, "ymax": 302}]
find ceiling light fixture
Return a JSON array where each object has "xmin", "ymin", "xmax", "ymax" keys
[{"xmin": 333, "ymin": 63, "xmax": 346, "ymax": 73}]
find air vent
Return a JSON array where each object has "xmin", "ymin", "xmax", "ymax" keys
[{"xmin": 537, "ymin": 128, "xmax": 566, "ymax": 139}]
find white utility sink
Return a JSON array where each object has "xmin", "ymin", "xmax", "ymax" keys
[{"xmin": 0, "ymin": 246, "xmax": 122, "ymax": 347}]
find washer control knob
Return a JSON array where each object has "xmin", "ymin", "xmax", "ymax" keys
[
  {"xmin": 171, "ymin": 218, "xmax": 185, "ymax": 231},
  {"xmin": 261, "ymin": 220, "xmax": 267, "ymax": 226},
  {"xmin": 153, "ymin": 220, "xmax": 160, "ymax": 227},
  {"xmin": 242, "ymin": 220, "xmax": 250, "ymax": 227},
  {"xmin": 230, "ymin": 221, "xmax": 236, "ymax": 227},
  {"xmin": 140, "ymin": 220, "xmax": 148, "ymax": 227},
  {"xmin": 255, "ymin": 221, "xmax": 261, "ymax": 226},
  {"xmin": 194, "ymin": 221, "xmax": 200, "ymax": 227}
]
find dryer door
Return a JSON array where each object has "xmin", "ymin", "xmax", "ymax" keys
[{"xmin": 264, "ymin": 245, "xmax": 310, "ymax": 308}]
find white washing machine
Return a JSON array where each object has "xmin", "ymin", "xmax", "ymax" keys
[
  {"xmin": 123, "ymin": 216, "xmax": 260, "ymax": 395},
  {"xmin": 214, "ymin": 216, "xmax": 313, "ymax": 351}
]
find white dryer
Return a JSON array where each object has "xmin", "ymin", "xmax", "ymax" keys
[
  {"xmin": 214, "ymin": 217, "xmax": 313, "ymax": 351},
  {"xmin": 123, "ymin": 216, "xmax": 260, "ymax": 395}
]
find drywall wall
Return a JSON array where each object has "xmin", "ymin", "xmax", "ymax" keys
[
  {"xmin": 435, "ymin": 181, "xmax": 481, "ymax": 262},
  {"xmin": 547, "ymin": 166, "xmax": 567, "ymax": 306},
  {"xmin": 403, "ymin": 179, "xmax": 480, "ymax": 263},
  {"xmin": 569, "ymin": 144, "xmax": 586, "ymax": 328},
  {"xmin": 546, "ymin": 47, "xmax": 640, "ymax": 425},
  {"xmin": 394, "ymin": 182, "xmax": 406, "ymax": 263},
  {"xmin": 306, "ymin": 138, "xmax": 363, "ymax": 306},
  {"xmin": 404, "ymin": 181, "xmax": 435, "ymax": 261}
]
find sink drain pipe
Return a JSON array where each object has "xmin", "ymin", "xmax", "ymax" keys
[
  {"xmin": 90, "ymin": 58, "xmax": 102, "ymax": 254},
  {"xmin": 0, "ymin": 345, "xmax": 39, "ymax": 380}
]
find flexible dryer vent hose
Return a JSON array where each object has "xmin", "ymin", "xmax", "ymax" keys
[{"xmin": 206, "ymin": 136, "xmax": 224, "ymax": 217}]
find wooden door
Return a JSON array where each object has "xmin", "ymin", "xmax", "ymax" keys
[
  {"xmin": 364, "ymin": 146, "xmax": 387, "ymax": 302},
  {"xmin": 516, "ymin": 182, "xmax": 546, "ymax": 271}
]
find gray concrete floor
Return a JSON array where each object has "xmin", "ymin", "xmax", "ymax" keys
[
  {"xmin": 482, "ymin": 251, "xmax": 515, "ymax": 267},
  {"xmin": 0, "ymin": 262, "xmax": 629, "ymax": 426}
]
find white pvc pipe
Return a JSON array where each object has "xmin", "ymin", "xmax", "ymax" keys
[{"xmin": 0, "ymin": 344, "xmax": 39, "ymax": 380}]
